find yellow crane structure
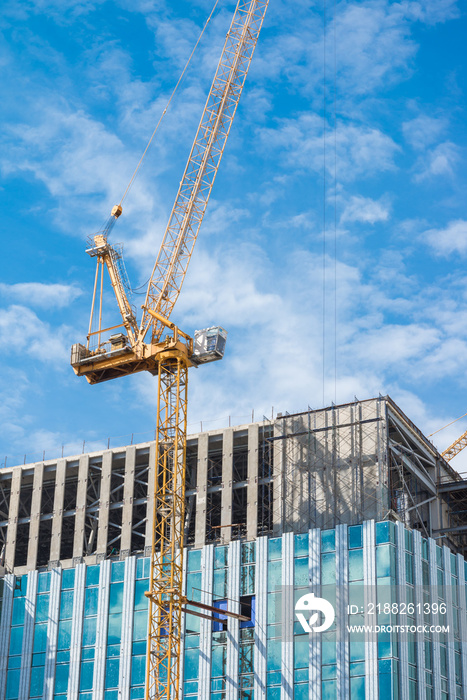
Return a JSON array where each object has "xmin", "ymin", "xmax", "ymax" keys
[
  {"xmin": 71, "ymin": 2, "xmax": 269, "ymax": 699},
  {"xmin": 441, "ymin": 431, "xmax": 467, "ymax": 462}
]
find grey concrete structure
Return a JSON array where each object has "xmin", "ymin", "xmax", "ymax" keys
[{"xmin": 1, "ymin": 396, "xmax": 467, "ymax": 577}]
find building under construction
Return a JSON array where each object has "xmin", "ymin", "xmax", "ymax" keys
[{"xmin": 1, "ymin": 395, "xmax": 467, "ymax": 699}]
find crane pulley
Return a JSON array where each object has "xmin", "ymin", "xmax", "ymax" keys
[{"xmin": 71, "ymin": 2, "xmax": 269, "ymax": 700}]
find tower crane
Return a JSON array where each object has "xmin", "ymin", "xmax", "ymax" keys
[
  {"xmin": 441, "ymin": 431, "xmax": 467, "ymax": 462},
  {"xmin": 71, "ymin": 2, "xmax": 269, "ymax": 699}
]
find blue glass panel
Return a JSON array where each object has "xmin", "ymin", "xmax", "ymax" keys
[
  {"xmin": 267, "ymin": 640, "xmax": 281, "ymax": 672},
  {"xmin": 405, "ymin": 529, "xmax": 413, "ymax": 553},
  {"xmin": 54, "ymin": 664, "xmax": 70, "ymax": 694},
  {"xmin": 82, "ymin": 617, "xmax": 97, "ymax": 647},
  {"xmin": 348, "ymin": 525, "xmax": 363, "ymax": 549},
  {"xmin": 267, "ymin": 538, "xmax": 282, "ymax": 561},
  {"xmin": 184, "ymin": 681, "xmax": 199, "ymax": 695},
  {"xmin": 105, "ymin": 657, "xmax": 119, "ymax": 689},
  {"xmin": 79, "ymin": 661, "xmax": 94, "ymax": 691},
  {"xmin": 376, "ymin": 546, "xmax": 395, "ymax": 579},
  {"xmin": 213, "ymin": 568, "xmax": 228, "ymax": 599},
  {"xmin": 294, "ymin": 558, "xmax": 308, "ymax": 587},
  {"xmin": 185, "ymin": 635, "xmax": 200, "ymax": 649},
  {"xmin": 322, "ymin": 664, "xmax": 337, "ymax": 680},
  {"xmin": 107, "ymin": 614, "xmax": 123, "ymax": 645},
  {"xmin": 37, "ymin": 572, "xmax": 51, "ymax": 593},
  {"xmin": 108, "ymin": 583, "xmax": 124, "ymax": 613},
  {"xmin": 134, "ymin": 580, "xmax": 148, "ymax": 611},
  {"xmin": 186, "ymin": 572, "xmax": 202, "ymax": 601},
  {"xmin": 14, "ymin": 575, "xmax": 27, "ymax": 597},
  {"xmin": 321, "ymin": 553, "xmax": 336, "ymax": 584},
  {"xmin": 107, "ymin": 644, "xmax": 120, "ymax": 658},
  {"xmin": 422, "ymin": 538, "xmax": 429, "ymax": 561},
  {"xmin": 211, "ymin": 644, "xmax": 227, "ymax": 677},
  {"xmin": 133, "ymin": 610, "xmax": 148, "ymax": 640},
  {"xmin": 267, "ymin": 688, "xmax": 280, "ymax": 700},
  {"xmin": 351, "ymin": 675, "xmax": 365, "ymax": 699},
  {"xmin": 111, "ymin": 561, "xmax": 125, "ymax": 583},
  {"xmin": 6, "ymin": 670, "xmax": 21, "ymax": 699},
  {"xmin": 9, "ymin": 626, "xmax": 24, "ymax": 655},
  {"xmin": 12, "ymin": 596, "xmax": 25, "ymax": 625},
  {"xmin": 56, "ymin": 650, "xmax": 70, "ymax": 663},
  {"xmin": 294, "ymin": 636, "xmax": 308, "ymax": 669},
  {"xmin": 8, "ymin": 656, "xmax": 21, "ymax": 669},
  {"xmin": 61, "ymin": 569, "xmax": 75, "ymax": 590},
  {"xmin": 322, "ymin": 636, "xmax": 337, "ymax": 665},
  {"xmin": 295, "ymin": 684, "xmax": 308, "ymax": 700},
  {"xmin": 321, "ymin": 530, "xmax": 336, "ymax": 553},
  {"xmin": 104, "ymin": 691, "xmax": 118, "ymax": 700},
  {"xmin": 376, "ymin": 521, "xmax": 395, "ymax": 545},
  {"xmin": 294, "ymin": 667, "xmax": 308, "ymax": 683},
  {"xmin": 184, "ymin": 648, "xmax": 199, "ymax": 680},
  {"xmin": 267, "ymin": 670, "xmax": 281, "ymax": 685},
  {"xmin": 32, "ymin": 652, "xmax": 46, "ymax": 667},
  {"xmin": 267, "ymin": 561, "xmax": 282, "ymax": 591},
  {"xmin": 350, "ymin": 661, "xmax": 365, "ymax": 676},
  {"xmin": 30, "ymin": 666, "xmax": 45, "ymax": 697},
  {"xmin": 82, "ymin": 647, "xmax": 95, "ymax": 660},
  {"xmin": 187, "ymin": 549, "xmax": 201, "ymax": 572},
  {"xmin": 136, "ymin": 557, "xmax": 148, "ymax": 579},
  {"xmin": 185, "ymin": 610, "xmax": 201, "ymax": 634},
  {"xmin": 214, "ymin": 546, "xmax": 228, "ymax": 569},
  {"xmin": 241, "ymin": 542, "xmax": 255, "ymax": 565},
  {"xmin": 322, "ymin": 679, "xmax": 337, "ymax": 700},
  {"xmin": 86, "ymin": 565, "xmax": 100, "ymax": 587},
  {"xmin": 132, "ymin": 641, "xmax": 146, "ymax": 655},
  {"xmin": 33, "ymin": 622, "xmax": 48, "ymax": 653},
  {"xmin": 35, "ymin": 594, "xmax": 50, "ymax": 623},
  {"xmin": 349, "ymin": 550, "xmax": 364, "ymax": 582},
  {"xmin": 84, "ymin": 587, "xmax": 98, "ymax": 616},
  {"xmin": 131, "ymin": 655, "xmax": 146, "ymax": 686},
  {"xmin": 78, "ymin": 694, "xmax": 92, "ymax": 700},
  {"xmin": 130, "ymin": 688, "xmax": 145, "ymax": 700},
  {"xmin": 59, "ymin": 590, "xmax": 74, "ymax": 619}
]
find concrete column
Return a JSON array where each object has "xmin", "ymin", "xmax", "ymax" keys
[
  {"xmin": 309, "ymin": 527, "xmax": 321, "ymax": 700},
  {"xmin": 226, "ymin": 539, "xmax": 240, "ymax": 700},
  {"xmin": 43, "ymin": 567, "xmax": 62, "ymax": 700},
  {"xmin": 198, "ymin": 544, "xmax": 214, "ymax": 698},
  {"xmin": 96, "ymin": 452, "xmax": 112, "ymax": 559},
  {"xmin": 49, "ymin": 460, "xmax": 66, "ymax": 565},
  {"xmin": 145, "ymin": 442, "xmax": 157, "ymax": 556},
  {"xmin": 119, "ymin": 556, "xmax": 136, "ymax": 700},
  {"xmin": 195, "ymin": 434, "xmax": 209, "ymax": 549},
  {"xmin": 120, "ymin": 448, "xmax": 136, "ymax": 557},
  {"xmin": 221, "ymin": 429, "xmax": 233, "ymax": 545},
  {"xmin": 363, "ymin": 520, "xmax": 378, "ymax": 700},
  {"xmin": 0, "ymin": 574, "xmax": 14, "ymax": 700},
  {"xmin": 73, "ymin": 455, "xmax": 90, "ymax": 563},
  {"xmin": 93, "ymin": 559, "xmax": 111, "ymax": 700},
  {"xmin": 27, "ymin": 463, "xmax": 44, "ymax": 571},
  {"xmin": 429, "ymin": 538, "xmax": 441, "ymax": 700},
  {"xmin": 396, "ymin": 522, "xmax": 409, "ymax": 700},
  {"xmin": 413, "ymin": 531, "xmax": 426, "ymax": 700},
  {"xmin": 246, "ymin": 425, "xmax": 259, "ymax": 541},
  {"xmin": 281, "ymin": 531, "xmax": 294, "ymax": 700},
  {"xmin": 68, "ymin": 563, "xmax": 86, "ymax": 700},
  {"xmin": 4, "ymin": 467, "xmax": 22, "ymax": 572},
  {"xmin": 18, "ymin": 570, "xmax": 38, "ymax": 700},
  {"xmin": 336, "ymin": 524, "xmax": 349, "ymax": 700},
  {"xmin": 457, "ymin": 553, "xmax": 467, "ymax": 699},
  {"xmin": 443, "ymin": 547, "xmax": 456, "ymax": 699},
  {"xmin": 254, "ymin": 536, "xmax": 268, "ymax": 700}
]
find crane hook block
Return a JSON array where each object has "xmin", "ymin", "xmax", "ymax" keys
[{"xmin": 111, "ymin": 204, "xmax": 123, "ymax": 219}]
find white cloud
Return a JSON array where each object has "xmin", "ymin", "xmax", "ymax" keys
[
  {"xmin": 423, "ymin": 220, "xmax": 467, "ymax": 256},
  {"xmin": 0, "ymin": 305, "xmax": 72, "ymax": 362},
  {"xmin": 402, "ymin": 114, "xmax": 447, "ymax": 150},
  {"xmin": 0, "ymin": 282, "xmax": 82, "ymax": 309},
  {"xmin": 340, "ymin": 195, "xmax": 390, "ymax": 224},
  {"xmin": 414, "ymin": 141, "xmax": 460, "ymax": 181},
  {"xmin": 259, "ymin": 115, "xmax": 399, "ymax": 182}
]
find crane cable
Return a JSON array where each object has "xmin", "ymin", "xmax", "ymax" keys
[
  {"xmin": 427, "ymin": 411, "xmax": 467, "ymax": 438},
  {"xmin": 118, "ymin": 0, "xmax": 221, "ymax": 209}
]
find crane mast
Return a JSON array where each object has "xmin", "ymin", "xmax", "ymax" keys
[{"xmin": 71, "ymin": 2, "xmax": 269, "ymax": 700}]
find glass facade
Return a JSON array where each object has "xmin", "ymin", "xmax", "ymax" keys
[{"xmin": 1, "ymin": 521, "xmax": 467, "ymax": 700}]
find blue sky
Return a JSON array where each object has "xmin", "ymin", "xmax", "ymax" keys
[{"xmin": 1, "ymin": 0, "xmax": 467, "ymax": 471}]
